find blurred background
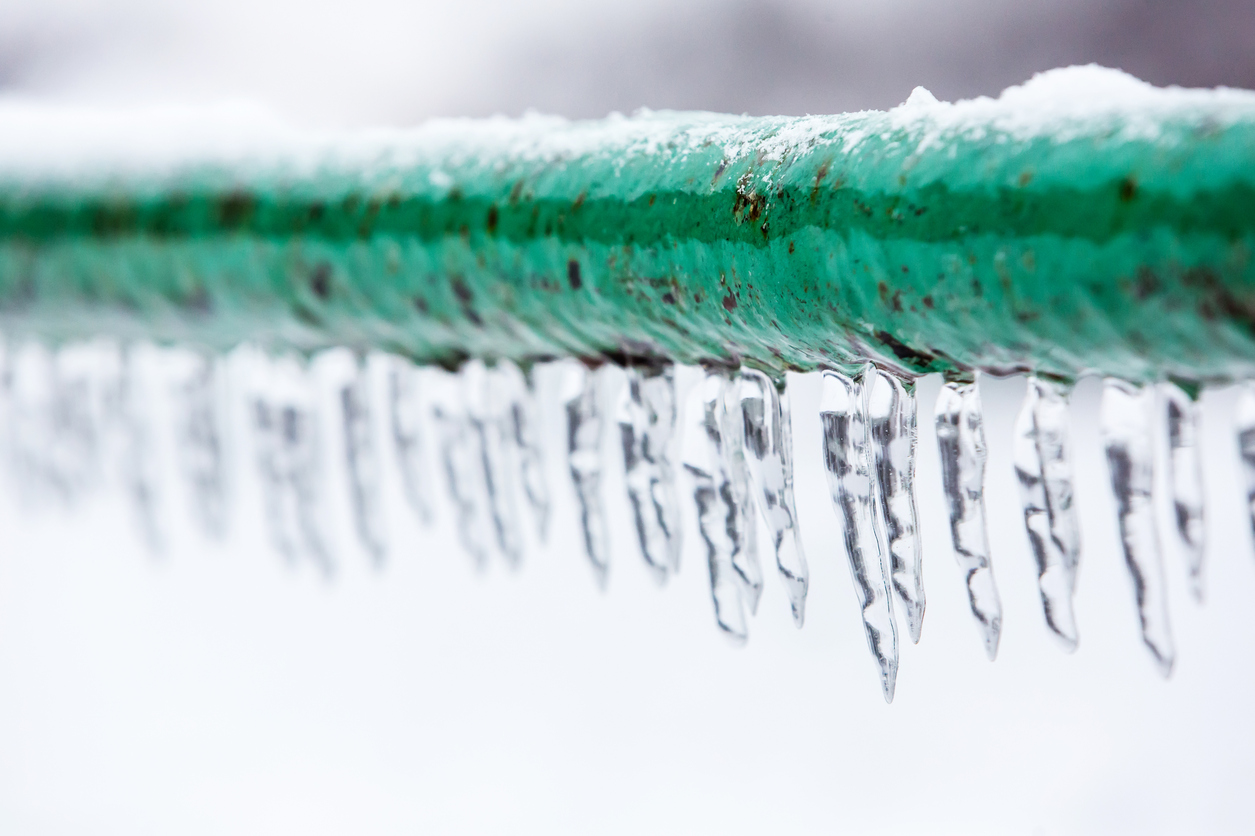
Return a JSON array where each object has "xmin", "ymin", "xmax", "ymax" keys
[{"xmin": 0, "ymin": 1, "xmax": 1254, "ymax": 834}]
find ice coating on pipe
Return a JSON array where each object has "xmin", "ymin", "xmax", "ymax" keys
[
  {"xmin": 682, "ymin": 369, "xmax": 750, "ymax": 644},
  {"xmin": 1101, "ymin": 378, "xmax": 1175, "ymax": 677},
  {"xmin": 866, "ymin": 368, "xmax": 926, "ymax": 643},
  {"xmin": 1161, "ymin": 381, "xmax": 1206, "ymax": 602},
  {"xmin": 934, "ymin": 375, "xmax": 1002, "ymax": 660},
  {"xmin": 388, "ymin": 358, "xmax": 434, "ymax": 527},
  {"xmin": 1013, "ymin": 375, "xmax": 1080, "ymax": 650},
  {"xmin": 561, "ymin": 363, "xmax": 610, "ymax": 587},
  {"xmin": 618, "ymin": 364, "xmax": 682, "ymax": 583},
  {"xmin": 739, "ymin": 369, "xmax": 809, "ymax": 627},
  {"xmin": 820, "ymin": 368, "xmax": 898, "ymax": 702}
]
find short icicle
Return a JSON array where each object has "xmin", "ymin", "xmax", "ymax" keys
[
  {"xmin": 820, "ymin": 367, "xmax": 898, "ymax": 702},
  {"xmin": 1101, "ymin": 378, "xmax": 1175, "ymax": 677},
  {"xmin": 561, "ymin": 362, "xmax": 610, "ymax": 587},
  {"xmin": 1162, "ymin": 381, "xmax": 1206, "ymax": 602},
  {"xmin": 506, "ymin": 362, "xmax": 550, "ymax": 541},
  {"xmin": 721, "ymin": 374, "xmax": 763, "ymax": 614},
  {"xmin": 429, "ymin": 366, "xmax": 495, "ymax": 569},
  {"xmin": 172, "ymin": 353, "xmax": 228, "ymax": 540},
  {"xmin": 1237, "ymin": 382, "xmax": 1255, "ymax": 553},
  {"xmin": 934, "ymin": 373, "xmax": 1002, "ymax": 660},
  {"xmin": 682, "ymin": 368, "xmax": 750, "ymax": 644},
  {"xmin": 465, "ymin": 360, "xmax": 524, "ymax": 568},
  {"xmin": 251, "ymin": 355, "xmax": 333, "ymax": 575},
  {"xmin": 341, "ymin": 358, "xmax": 388, "ymax": 564},
  {"xmin": 739, "ymin": 369, "xmax": 809, "ymax": 626},
  {"xmin": 1012, "ymin": 375, "xmax": 1081, "ymax": 650},
  {"xmin": 618, "ymin": 363, "xmax": 682, "ymax": 583},
  {"xmin": 116, "ymin": 348, "xmax": 166, "ymax": 554},
  {"xmin": 388, "ymin": 358, "xmax": 434, "ymax": 526},
  {"xmin": 866, "ymin": 367, "xmax": 926, "ymax": 643}
]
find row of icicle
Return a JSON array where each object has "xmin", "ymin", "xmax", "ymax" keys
[{"xmin": 0, "ymin": 341, "xmax": 1241, "ymax": 701}]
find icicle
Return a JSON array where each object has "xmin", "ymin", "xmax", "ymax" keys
[
  {"xmin": 682, "ymin": 369, "xmax": 750, "ymax": 644},
  {"xmin": 1237, "ymin": 383, "xmax": 1255, "ymax": 554},
  {"xmin": 172, "ymin": 354, "xmax": 228, "ymax": 539},
  {"xmin": 561, "ymin": 362, "xmax": 609, "ymax": 587},
  {"xmin": 721, "ymin": 376, "xmax": 763, "ymax": 613},
  {"xmin": 1101, "ymin": 378, "xmax": 1175, "ymax": 677},
  {"xmin": 429, "ymin": 366, "xmax": 494, "ymax": 569},
  {"xmin": 739, "ymin": 370, "xmax": 809, "ymax": 626},
  {"xmin": 618, "ymin": 363, "xmax": 682, "ymax": 583},
  {"xmin": 934, "ymin": 374, "xmax": 1002, "ymax": 660},
  {"xmin": 251, "ymin": 357, "xmax": 333, "ymax": 575},
  {"xmin": 115, "ymin": 349, "xmax": 165, "ymax": 554},
  {"xmin": 341, "ymin": 359, "xmax": 388, "ymax": 565},
  {"xmin": 820, "ymin": 368, "xmax": 898, "ymax": 701},
  {"xmin": 1013, "ymin": 375, "xmax": 1081, "ymax": 650},
  {"xmin": 506, "ymin": 362, "xmax": 550, "ymax": 541},
  {"xmin": 1162, "ymin": 381, "xmax": 1206, "ymax": 602},
  {"xmin": 465, "ymin": 360, "xmax": 524, "ymax": 568},
  {"xmin": 388, "ymin": 359, "xmax": 434, "ymax": 526},
  {"xmin": 866, "ymin": 367, "xmax": 926, "ymax": 643}
]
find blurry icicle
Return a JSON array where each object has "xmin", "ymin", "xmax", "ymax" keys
[
  {"xmin": 116, "ymin": 348, "xmax": 166, "ymax": 554},
  {"xmin": 562, "ymin": 362, "xmax": 610, "ymax": 587},
  {"xmin": 618, "ymin": 363, "xmax": 682, "ymax": 583},
  {"xmin": 172, "ymin": 354, "xmax": 228, "ymax": 540},
  {"xmin": 509, "ymin": 363, "xmax": 550, "ymax": 541},
  {"xmin": 820, "ymin": 369, "xmax": 898, "ymax": 701},
  {"xmin": 1101, "ymin": 378, "xmax": 1175, "ymax": 677},
  {"xmin": 429, "ymin": 366, "xmax": 494, "ymax": 569},
  {"xmin": 341, "ymin": 358, "xmax": 388, "ymax": 565},
  {"xmin": 934, "ymin": 374, "xmax": 1002, "ymax": 660},
  {"xmin": 740, "ymin": 370, "xmax": 809, "ymax": 626},
  {"xmin": 1013, "ymin": 375, "xmax": 1081, "ymax": 650},
  {"xmin": 866, "ymin": 368, "xmax": 926, "ymax": 643},
  {"xmin": 251, "ymin": 356, "xmax": 333, "ymax": 575},
  {"xmin": 1162, "ymin": 381, "xmax": 1206, "ymax": 602},
  {"xmin": 1237, "ymin": 383, "xmax": 1255, "ymax": 555},
  {"xmin": 466, "ymin": 360, "xmax": 524, "ymax": 568},
  {"xmin": 388, "ymin": 359, "xmax": 434, "ymax": 526},
  {"xmin": 682, "ymin": 369, "xmax": 750, "ymax": 644},
  {"xmin": 721, "ymin": 376, "xmax": 763, "ymax": 613}
]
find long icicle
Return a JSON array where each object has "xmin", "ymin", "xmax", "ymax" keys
[
  {"xmin": 505, "ymin": 362, "xmax": 550, "ymax": 542},
  {"xmin": 934, "ymin": 373, "xmax": 1002, "ymax": 660},
  {"xmin": 388, "ymin": 358, "xmax": 434, "ymax": 527},
  {"xmin": 341, "ymin": 358, "xmax": 388, "ymax": 565},
  {"xmin": 866, "ymin": 367, "xmax": 926, "ymax": 643},
  {"xmin": 618, "ymin": 363, "xmax": 682, "ymax": 583},
  {"xmin": 739, "ymin": 370, "xmax": 809, "ymax": 626},
  {"xmin": 465, "ymin": 360, "xmax": 524, "ymax": 568},
  {"xmin": 683, "ymin": 368, "xmax": 750, "ymax": 643},
  {"xmin": 1013, "ymin": 375, "xmax": 1081, "ymax": 650},
  {"xmin": 172, "ymin": 353, "xmax": 228, "ymax": 540},
  {"xmin": 721, "ymin": 374, "xmax": 763, "ymax": 614},
  {"xmin": 1237, "ymin": 383, "xmax": 1255, "ymax": 557},
  {"xmin": 1102, "ymin": 378, "xmax": 1175, "ymax": 677},
  {"xmin": 562, "ymin": 362, "xmax": 610, "ymax": 587},
  {"xmin": 1161, "ymin": 381, "xmax": 1206, "ymax": 602},
  {"xmin": 820, "ymin": 368, "xmax": 898, "ymax": 702},
  {"xmin": 429, "ymin": 366, "xmax": 494, "ymax": 570}
]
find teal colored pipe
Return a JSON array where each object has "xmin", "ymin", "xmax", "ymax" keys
[{"xmin": 0, "ymin": 67, "xmax": 1253, "ymax": 383}]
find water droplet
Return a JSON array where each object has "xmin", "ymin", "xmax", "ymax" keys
[
  {"xmin": 1161, "ymin": 381, "xmax": 1205, "ymax": 602},
  {"xmin": 1013, "ymin": 375, "xmax": 1080, "ymax": 651},
  {"xmin": 867, "ymin": 367, "xmax": 926, "ymax": 643},
  {"xmin": 341, "ymin": 358, "xmax": 388, "ymax": 565},
  {"xmin": 934, "ymin": 374, "xmax": 1002, "ymax": 660},
  {"xmin": 388, "ymin": 358, "xmax": 434, "ymax": 526},
  {"xmin": 820, "ymin": 367, "xmax": 898, "ymax": 701},
  {"xmin": 617, "ymin": 363, "xmax": 681, "ymax": 583},
  {"xmin": 682, "ymin": 368, "xmax": 750, "ymax": 644},
  {"xmin": 561, "ymin": 362, "xmax": 609, "ymax": 587},
  {"xmin": 1101, "ymin": 378, "xmax": 1175, "ymax": 677},
  {"xmin": 738, "ymin": 369, "xmax": 808, "ymax": 626}
]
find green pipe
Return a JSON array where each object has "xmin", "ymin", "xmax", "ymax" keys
[{"xmin": 0, "ymin": 68, "xmax": 1253, "ymax": 383}]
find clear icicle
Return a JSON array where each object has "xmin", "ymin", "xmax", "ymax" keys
[
  {"xmin": 682, "ymin": 369, "xmax": 750, "ymax": 644},
  {"xmin": 1101, "ymin": 378, "xmax": 1175, "ymax": 677},
  {"xmin": 251, "ymin": 357, "xmax": 333, "ymax": 575},
  {"xmin": 1013, "ymin": 375, "xmax": 1081, "ymax": 650},
  {"xmin": 172, "ymin": 354, "xmax": 228, "ymax": 539},
  {"xmin": 388, "ymin": 359, "xmax": 434, "ymax": 526},
  {"xmin": 115, "ymin": 349, "xmax": 166, "ymax": 554},
  {"xmin": 341, "ymin": 360, "xmax": 388, "ymax": 565},
  {"xmin": 508, "ymin": 363, "xmax": 550, "ymax": 541},
  {"xmin": 866, "ymin": 367, "xmax": 926, "ymax": 643},
  {"xmin": 721, "ymin": 377, "xmax": 763, "ymax": 614},
  {"xmin": 820, "ymin": 369, "xmax": 898, "ymax": 702},
  {"xmin": 429, "ymin": 366, "xmax": 494, "ymax": 569},
  {"xmin": 1162, "ymin": 381, "xmax": 1206, "ymax": 602},
  {"xmin": 618, "ymin": 364, "xmax": 682, "ymax": 583},
  {"xmin": 934, "ymin": 374, "xmax": 1002, "ymax": 660},
  {"xmin": 466, "ymin": 360, "xmax": 524, "ymax": 568},
  {"xmin": 739, "ymin": 370, "xmax": 809, "ymax": 626},
  {"xmin": 1237, "ymin": 383, "xmax": 1255, "ymax": 555},
  {"xmin": 561, "ymin": 362, "xmax": 610, "ymax": 587}
]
